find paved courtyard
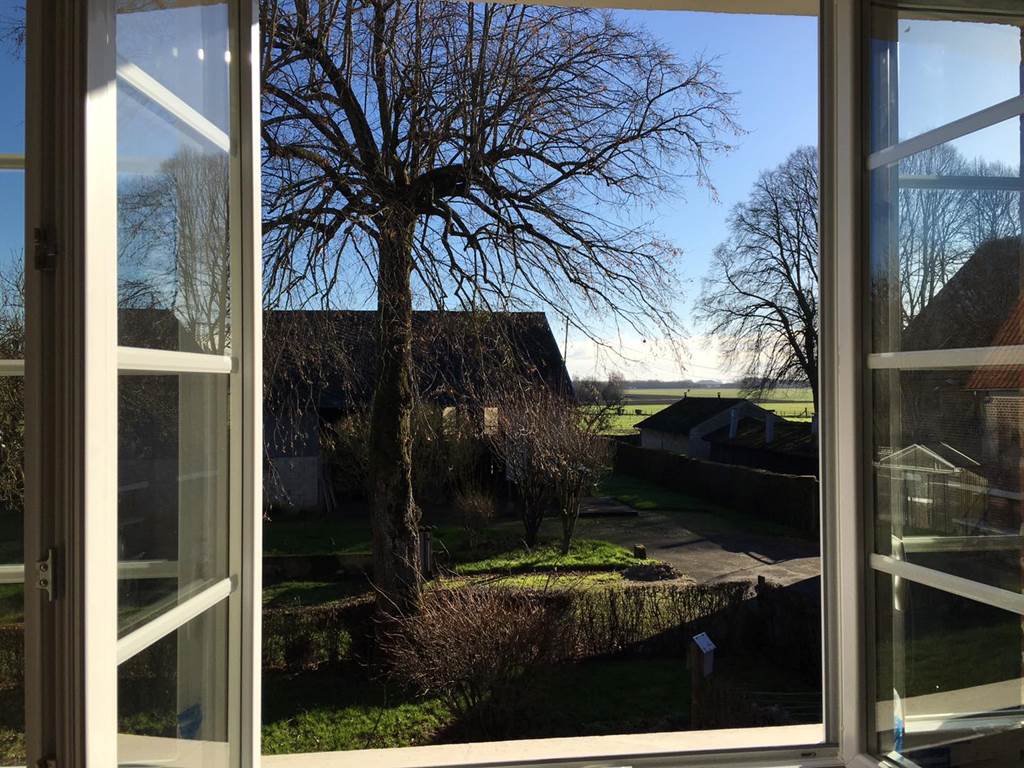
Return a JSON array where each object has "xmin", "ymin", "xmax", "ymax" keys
[{"xmin": 544, "ymin": 497, "xmax": 821, "ymax": 587}]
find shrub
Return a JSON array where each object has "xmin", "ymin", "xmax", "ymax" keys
[
  {"xmin": 379, "ymin": 585, "xmax": 572, "ymax": 738},
  {"xmin": 453, "ymin": 487, "xmax": 496, "ymax": 547}
]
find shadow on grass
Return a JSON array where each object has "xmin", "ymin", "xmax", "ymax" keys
[{"xmin": 261, "ymin": 658, "xmax": 691, "ymax": 755}]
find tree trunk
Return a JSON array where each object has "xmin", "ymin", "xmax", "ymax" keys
[{"xmin": 370, "ymin": 205, "xmax": 422, "ymax": 615}]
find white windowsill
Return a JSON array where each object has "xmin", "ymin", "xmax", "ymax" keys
[{"xmin": 262, "ymin": 723, "xmax": 828, "ymax": 768}]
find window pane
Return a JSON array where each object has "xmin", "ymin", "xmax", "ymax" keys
[
  {"xmin": 119, "ymin": 603, "xmax": 229, "ymax": 767},
  {"xmin": 119, "ymin": 374, "xmax": 229, "ymax": 634},
  {"xmin": 874, "ymin": 573, "xmax": 1024, "ymax": 766},
  {"xmin": 116, "ymin": 2, "xmax": 231, "ymax": 354},
  {"xmin": 869, "ymin": 12, "xmax": 1023, "ymax": 153},
  {"xmin": 869, "ymin": 117, "xmax": 1023, "ymax": 355},
  {"xmin": 872, "ymin": 368, "xmax": 1024, "ymax": 591},
  {"xmin": 0, "ymin": 0, "xmax": 23, "ymax": 763}
]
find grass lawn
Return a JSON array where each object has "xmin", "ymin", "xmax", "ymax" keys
[
  {"xmin": 261, "ymin": 658, "xmax": 689, "ymax": 754},
  {"xmin": 264, "ymin": 518, "xmax": 521, "ymax": 562},
  {"xmin": 597, "ymin": 473, "xmax": 801, "ymax": 538},
  {"xmin": 599, "ymin": 387, "xmax": 815, "ymax": 435},
  {"xmin": 264, "ymin": 516, "xmax": 642, "ymax": 575},
  {"xmin": 263, "ymin": 580, "xmax": 370, "ymax": 608},
  {"xmin": 455, "ymin": 539, "xmax": 640, "ymax": 575}
]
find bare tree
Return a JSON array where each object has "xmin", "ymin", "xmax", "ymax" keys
[
  {"xmin": 261, "ymin": 0, "xmax": 738, "ymax": 611},
  {"xmin": 118, "ymin": 147, "xmax": 231, "ymax": 353},
  {"xmin": 896, "ymin": 144, "xmax": 970, "ymax": 323},
  {"xmin": 696, "ymin": 146, "xmax": 819, "ymax": 410},
  {"xmin": 489, "ymin": 385, "xmax": 609, "ymax": 553}
]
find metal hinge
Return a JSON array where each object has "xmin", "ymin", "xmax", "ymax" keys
[
  {"xmin": 33, "ymin": 227, "xmax": 57, "ymax": 271},
  {"xmin": 36, "ymin": 548, "xmax": 55, "ymax": 602}
]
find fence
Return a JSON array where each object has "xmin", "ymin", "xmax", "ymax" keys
[{"xmin": 613, "ymin": 442, "xmax": 820, "ymax": 538}]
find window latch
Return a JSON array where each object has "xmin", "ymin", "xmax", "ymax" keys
[
  {"xmin": 33, "ymin": 227, "xmax": 57, "ymax": 272},
  {"xmin": 36, "ymin": 548, "xmax": 55, "ymax": 602}
]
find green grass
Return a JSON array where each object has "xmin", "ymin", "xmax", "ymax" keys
[
  {"xmin": 0, "ymin": 585, "xmax": 23, "ymax": 625},
  {"xmin": 261, "ymin": 659, "xmax": 690, "ymax": 753},
  {"xmin": 263, "ymin": 518, "xmax": 374, "ymax": 557},
  {"xmin": 597, "ymin": 473, "xmax": 800, "ymax": 537},
  {"xmin": 263, "ymin": 518, "xmax": 522, "ymax": 564},
  {"xmin": 263, "ymin": 580, "xmax": 369, "ymax": 608},
  {"xmin": 262, "ymin": 669, "xmax": 451, "ymax": 754},
  {"xmin": 455, "ymin": 539, "xmax": 640, "ymax": 575},
  {"xmin": 598, "ymin": 387, "xmax": 815, "ymax": 434}
]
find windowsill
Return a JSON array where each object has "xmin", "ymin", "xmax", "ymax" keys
[{"xmin": 262, "ymin": 723, "xmax": 828, "ymax": 767}]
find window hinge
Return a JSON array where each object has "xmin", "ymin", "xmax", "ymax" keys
[
  {"xmin": 37, "ymin": 755, "xmax": 56, "ymax": 768},
  {"xmin": 33, "ymin": 227, "xmax": 57, "ymax": 271},
  {"xmin": 36, "ymin": 548, "xmax": 55, "ymax": 602}
]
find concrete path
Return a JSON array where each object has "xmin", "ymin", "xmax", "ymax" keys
[{"xmin": 545, "ymin": 497, "xmax": 821, "ymax": 587}]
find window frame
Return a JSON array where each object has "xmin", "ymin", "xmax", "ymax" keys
[
  {"xmin": 23, "ymin": 0, "xmax": 264, "ymax": 765},
  {"xmin": 20, "ymin": 0, "xmax": 893, "ymax": 766},
  {"xmin": 261, "ymin": 1, "xmax": 861, "ymax": 766}
]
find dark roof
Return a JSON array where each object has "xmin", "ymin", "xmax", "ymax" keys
[
  {"xmin": 703, "ymin": 416, "xmax": 817, "ymax": 457},
  {"xmin": 635, "ymin": 396, "xmax": 749, "ymax": 434},
  {"xmin": 265, "ymin": 310, "xmax": 573, "ymax": 410},
  {"xmin": 899, "ymin": 237, "xmax": 1024, "ymax": 391},
  {"xmin": 902, "ymin": 237, "xmax": 1021, "ymax": 352}
]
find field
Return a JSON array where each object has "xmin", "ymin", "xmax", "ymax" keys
[{"xmin": 601, "ymin": 387, "xmax": 814, "ymax": 435}]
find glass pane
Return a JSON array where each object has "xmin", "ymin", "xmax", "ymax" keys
[
  {"xmin": 116, "ymin": 2, "xmax": 231, "ymax": 354},
  {"xmin": 875, "ymin": 573, "xmax": 1024, "ymax": 766},
  {"xmin": 869, "ymin": 10, "xmax": 1024, "ymax": 152},
  {"xmin": 119, "ymin": 603, "xmax": 229, "ymax": 767},
  {"xmin": 0, "ymin": 1, "xmax": 23, "ymax": 763},
  {"xmin": 119, "ymin": 374, "xmax": 228, "ymax": 634},
  {"xmin": 869, "ymin": 117, "xmax": 1024, "ymax": 354},
  {"xmin": 872, "ymin": 368, "xmax": 1024, "ymax": 591}
]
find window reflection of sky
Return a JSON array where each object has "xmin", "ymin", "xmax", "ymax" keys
[{"xmin": 116, "ymin": 3, "xmax": 231, "ymax": 323}]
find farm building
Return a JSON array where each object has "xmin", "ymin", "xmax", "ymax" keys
[
  {"xmin": 264, "ymin": 310, "xmax": 572, "ymax": 514},
  {"xmin": 635, "ymin": 396, "xmax": 818, "ymax": 475}
]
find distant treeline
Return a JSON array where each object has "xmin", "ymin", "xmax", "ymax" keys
[{"xmin": 624, "ymin": 379, "xmax": 811, "ymax": 390}]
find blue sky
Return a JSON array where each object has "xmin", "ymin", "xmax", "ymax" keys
[
  {"xmin": 0, "ymin": 5, "xmax": 819, "ymax": 380},
  {"xmin": 0, "ymin": 0, "xmax": 23, "ymax": 290},
  {"xmin": 565, "ymin": 10, "xmax": 818, "ymax": 381}
]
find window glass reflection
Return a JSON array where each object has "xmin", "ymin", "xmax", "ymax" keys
[
  {"xmin": 117, "ymin": 2, "xmax": 231, "ymax": 353},
  {"xmin": 869, "ymin": 15, "xmax": 1022, "ymax": 152},
  {"xmin": 875, "ymin": 574, "xmax": 1024, "ymax": 766},
  {"xmin": 870, "ymin": 117, "xmax": 1023, "ymax": 354}
]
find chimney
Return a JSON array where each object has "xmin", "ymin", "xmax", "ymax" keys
[
  {"xmin": 765, "ymin": 413, "xmax": 778, "ymax": 444},
  {"xmin": 729, "ymin": 407, "xmax": 739, "ymax": 438}
]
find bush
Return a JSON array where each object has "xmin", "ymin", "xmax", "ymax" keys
[
  {"xmin": 453, "ymin": 487, "xmax": 496, "ymax": 546},
  {"xmin": 379, "ymin": 585, "xmax": 572, "ymax": 738}
]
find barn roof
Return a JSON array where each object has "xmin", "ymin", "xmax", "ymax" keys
[
  {"xmin": 264, "ymin": 309, "xmax": 573, "ymax": 410},
  {"xmin": 634, "ymin": 396, "xmax": 750, "ymax": 435}
]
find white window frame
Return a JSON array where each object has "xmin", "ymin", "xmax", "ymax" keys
[
  {"xmin": 23, "ymin": 0, "xmax": 263, "ymax": 766},
  {"xmin": 263, "ymin": 1, "xmax": 864, "ymax": 767},
  {"xmin": 22, "ymin": 0, "xmax": 945, "ymax": 767}
]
